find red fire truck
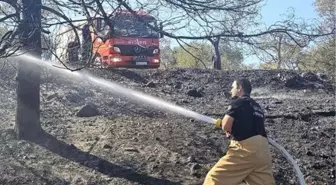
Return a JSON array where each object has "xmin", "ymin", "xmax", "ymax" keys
[{"xmin": 66, "ymin": 10, "xmax": 163, "ymax": 69}]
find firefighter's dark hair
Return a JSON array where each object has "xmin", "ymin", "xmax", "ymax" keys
[{"xmin": 235, "ymin": 78, "xmax": 252, "ymax": 95}]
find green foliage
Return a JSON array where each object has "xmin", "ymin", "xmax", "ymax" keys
[
  {"xmin": 299, "ymin": 38, "xmax": 335, "ymax": 76},
  {"xmin": 259, "ymin": 61, "xmax": 278, "ymax": 70},
  {"xmin": 315, "ymin": 0, "xmax": 335, "ymax": 26},
  {"xmin": 172, "ymin": 41, "xmax": 212, "ymax": 68},
  {"xmin": 219, "ymin": 43, "xmax": 244, "ymax": 70},
  {"xmin": 296, "ymin": 0, "xmax": 335, "ymax": 77},
  {"xmin": 170, "ymin": 41, "xmax": 246, "ymax": 70}
]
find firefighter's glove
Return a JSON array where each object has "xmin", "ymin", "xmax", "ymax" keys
[{"xmin": 215, "ymin": 119, "xmax": 222, "ymax": 128}]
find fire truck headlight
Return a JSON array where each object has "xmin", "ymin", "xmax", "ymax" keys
[
  {"xmin": 113, "ymin": 47, "xmax": 121, "ymax": 53},
  {"xmin": 153, "ymin": 59, "xmax": 160, "ymax": 63},
  {"xmin": 112, "ymin": 57, "xmax": 122, "ymax": 62},
  {"xmin": 153, "ymin": 49, "xmax": 159, "ymax": 54}
]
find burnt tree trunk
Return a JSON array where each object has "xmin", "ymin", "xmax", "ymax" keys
[
  {"xmin": 211, "ymin": 36, "xmax": 221, "ymax": 70},
  {"xmin": 15, "ymin": 0, "xmax": 42, "ymax": 139},
  {"xmin": 276, "ymin": 35, "xmax": 283, "ymax": 69}
]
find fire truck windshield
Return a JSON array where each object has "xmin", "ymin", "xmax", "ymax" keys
[{"xmin": 112, "ymin": 15, "xmax": 160, "ymax": 38}]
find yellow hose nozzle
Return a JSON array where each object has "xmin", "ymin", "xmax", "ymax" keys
[{"xmin": 215, "ymin": 119, "xmax": 222, "ymax": 128}]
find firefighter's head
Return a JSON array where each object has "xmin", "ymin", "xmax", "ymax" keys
[{"xmin": 230, "ymin": 78, "xmax": 252, "ymax": 98}]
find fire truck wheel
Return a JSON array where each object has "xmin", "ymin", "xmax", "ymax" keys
[{"xmin": 97, "ymin": 59, "xmax": 108, "ymax": 69}]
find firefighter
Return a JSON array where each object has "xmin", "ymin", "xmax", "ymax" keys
[
  {"xmin": 203, "ymin": 78, "xmax": 276, "ymax": 185},
  {"xmin": 67, "ymin": 41, "xmax": 79, "ymax": 62},
  {"xmin": 81, "ymin": 24, "xmax": 91, "ymax": 63}
]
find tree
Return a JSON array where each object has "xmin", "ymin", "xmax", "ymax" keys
[
  {"xmin": 159, "ymin": 38, "xmax": 176, "ymax": 69},
  {"xmin": 299, "ymin": 39, "xmax": 335, "ymax": 74},
  {"xmin": 209, "ymin": 36, "xmax": 221, "ymax": 70},
  {"xmin": 219, "ymin": 43, "xmax": 245, "ymax": 70},
  {"xmin": 14, "ymin": 0, "xmax": 42, "ymax": 139},
  {"xmin": 301, "ymin": 0, "xmax": 336, "ymax": 73},
  {"xmin": 315, "ymin": 0, "xmax": 335, "ymax": 28},
  {"xmin": 251, "ymin": 33, "xmax": 303, "ymax": 70},
  {"xmin": 0, "ymin": 0, "xmax": 87, "ymax": 139},
  {"xmin": 172, "ymin": 40, "xmax": 245, "ymax": 70}
]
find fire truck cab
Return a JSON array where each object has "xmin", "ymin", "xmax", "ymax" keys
[{"xmin": 79, "ymin": 10, "xmax": 163, "ymax": 69}]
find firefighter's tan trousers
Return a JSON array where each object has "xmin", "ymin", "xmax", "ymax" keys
[{"xmin": 203, "ymin": 135, "xmax": 276, "ymax": 185}]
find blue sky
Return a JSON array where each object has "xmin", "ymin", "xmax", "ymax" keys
[{"xmin": 261, "ymin": 0, "xmax": 318, "ymax": 26}]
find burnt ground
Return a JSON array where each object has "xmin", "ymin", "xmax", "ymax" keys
[{"xmin": 0, "ymin": 62, "xmax": 335, "ymax": 185}]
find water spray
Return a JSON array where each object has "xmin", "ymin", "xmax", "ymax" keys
[{"xmin": 14, "ymin": 54, "xmax": 306, "ymax": 185}]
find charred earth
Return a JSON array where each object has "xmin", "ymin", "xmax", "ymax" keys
[{"xmin": 0, "ymin": 63, "xmax": 335, "ymax": 185}]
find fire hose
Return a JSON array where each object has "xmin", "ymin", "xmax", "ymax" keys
[
  {"xmin": 267, "ymin": 138, "xmax": 306, "ymax": 185},
  {"xmin": 214, "ymin": 119, "xmax": 306, "ymax": 185}
]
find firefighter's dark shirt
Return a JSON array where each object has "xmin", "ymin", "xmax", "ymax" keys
[{"xmin": 225, "ymin": 95, "xmax": 267, "ymax": 141}]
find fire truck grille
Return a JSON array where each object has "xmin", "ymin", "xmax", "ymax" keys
[{"xmin": 114, "ymin": 45, "xmax": 157, "ymax": 56}]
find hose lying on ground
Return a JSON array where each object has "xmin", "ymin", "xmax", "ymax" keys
[{"xmin": 268, "ymin": 138, "xmax": 306, "ymax": 185}]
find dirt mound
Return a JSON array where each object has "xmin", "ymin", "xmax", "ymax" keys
[{"xmin": 0, "ymin": 65, "xmax": 335, "ymax": 185}]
